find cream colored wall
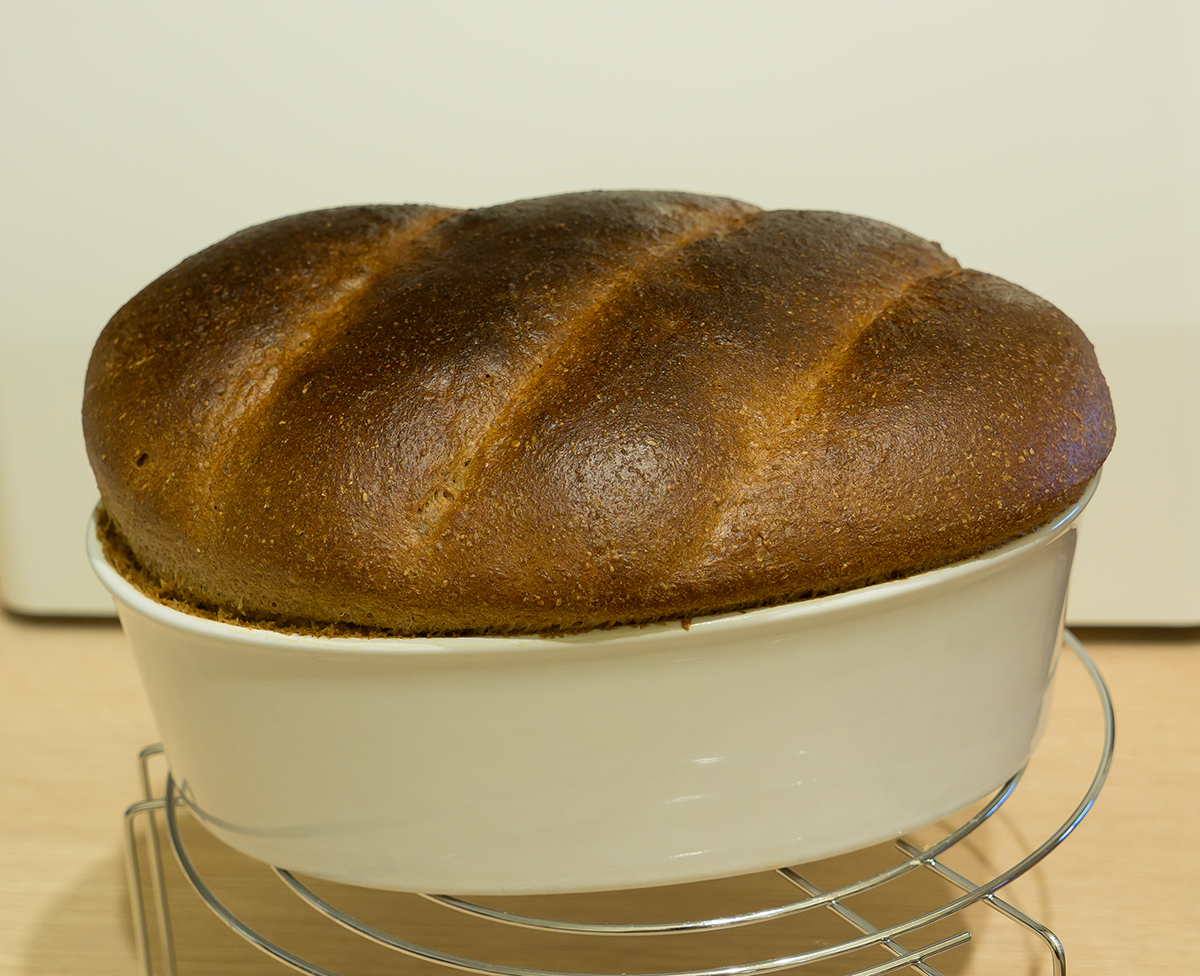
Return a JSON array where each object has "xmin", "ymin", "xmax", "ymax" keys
[{"xmin": 1, "ymin": 1, "xmax": 1197, "ymax": 618}]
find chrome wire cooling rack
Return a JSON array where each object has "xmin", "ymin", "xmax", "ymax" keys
[{"xmin": 123, "ymin": 631, "xmax": 1114, "ymax": 976}]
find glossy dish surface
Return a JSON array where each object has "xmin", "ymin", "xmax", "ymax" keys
[{"xmin": 88, "ymin": 477, "xmax": 1096, "ymax": 895}]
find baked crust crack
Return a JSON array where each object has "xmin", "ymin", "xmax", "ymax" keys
[
  {"xmin": 683, "ymin": 265, "xmax": 965, "ymax": 589},
  {"xmin": 412, "ymin": 203, "xmax": 759, "ymax": 544},
  {"xmin": 194, "ymin": 206, "xmax": 461, "ymax": 507},
  {"xmin": 789, "ymin": 266, "xmax": 963, "ymax": 432}
]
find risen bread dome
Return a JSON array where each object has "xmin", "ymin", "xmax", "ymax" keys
[{"xmin": 83, "ymin": 191, "xmax": 1115, "ymax": 636}]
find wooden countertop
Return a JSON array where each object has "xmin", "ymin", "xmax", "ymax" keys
[{"xmin": 1, "ymin": 610, "xmax": 1196, "ymax": 975}]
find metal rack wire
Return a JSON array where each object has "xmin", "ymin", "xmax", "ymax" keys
[{"xmin": 124, "ymin": 631, "xmax": 1113, "ymax": 976}]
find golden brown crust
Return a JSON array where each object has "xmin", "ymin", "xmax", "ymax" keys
[{"xmin": 83, "ymin": 192, "xmax": 1115, "ymax": 635}]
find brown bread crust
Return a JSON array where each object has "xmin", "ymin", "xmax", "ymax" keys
[{"xmin": 82, "ymin": 191, "xmax": 1115, "ymax": 635}]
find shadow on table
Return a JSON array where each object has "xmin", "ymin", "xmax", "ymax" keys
[
  {"xmin": 17, "ymin": 848, "xmax": 138, "ymax": 976},
  {"xmin": 18, "ymin": 809, "xmax": 1073, "ymax": 976}
]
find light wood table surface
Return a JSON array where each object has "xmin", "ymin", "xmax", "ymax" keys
[{"xmin": 2, "ymin": 610, "xmax": 1196, "ymax": 975}]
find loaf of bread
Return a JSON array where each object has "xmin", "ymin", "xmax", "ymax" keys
[{"xmin": 83, "ymin": 191, "xmax": 1115, "ymax": 636}]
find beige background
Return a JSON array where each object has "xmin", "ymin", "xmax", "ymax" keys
[
  {"xmin": 2, "ymin": 2, "xmax": 1198, "ymax": 623},
  {"xmin": 2, "ymin": 611, "xmax": 1195, "ymax": 975}
]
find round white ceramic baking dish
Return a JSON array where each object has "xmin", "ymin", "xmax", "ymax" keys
[{"xmin": 88, "ymin": 477, "xmax": 1096, "ymax": 896}]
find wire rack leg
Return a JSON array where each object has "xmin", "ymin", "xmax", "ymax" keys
[
  {"xmin": 138, "ymin": 745, "xmax": 178, "ymax": 976},
  {"xmin": 125, "ymin": 799, "xmax": 173, "ymax": 975},
  {"xmin": 124, "ymin": 743, "xmax": 178, "ymax": 976},
  {"xmin": 123, "ymin": 799, "xmax": 154, "ymax": 976},
  {"xmin": 895, "ymin": 840, "xmax": 1065, "ymax": 976}
]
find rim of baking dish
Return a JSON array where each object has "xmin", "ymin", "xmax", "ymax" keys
[{"xmin": 87, "ymin": 473, "xmax": 1098, "ymax": 656}]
